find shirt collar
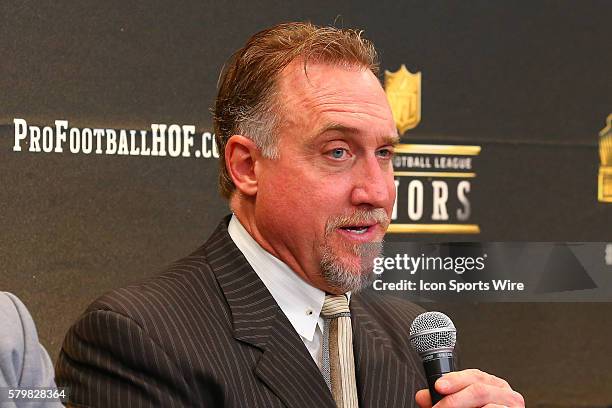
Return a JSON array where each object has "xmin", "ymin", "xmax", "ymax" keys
[{"xmin": 227, "ymin": 214, "xmax": 325, "ymax": 342}]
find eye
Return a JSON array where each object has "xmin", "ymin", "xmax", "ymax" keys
[
  {"xmin": 376, "ymin": 148, "xmax": 394, "ymax": 159},
  {"xmin": 329, "ymin": 147, "xmax": 348, "ymax": 159}
]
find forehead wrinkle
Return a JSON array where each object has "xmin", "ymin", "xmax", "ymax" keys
[
  {"xmin": 304, "ymin": 97, "xmax": 394, "ymax": 133},
  {"xmin": 311, "ymin": 122, "xmax": 399, "ymax": 146}
]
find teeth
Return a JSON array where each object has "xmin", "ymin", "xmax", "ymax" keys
[{"xmin": 344, "ymin": 226, "xmax": 368, "ymax": 234}]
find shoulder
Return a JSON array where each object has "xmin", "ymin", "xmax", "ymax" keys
[
  {"xmin": 88, "ymin": 243, "xmax": 230, "ymax": 333},
  {"xmin": 0, "ymin": 291, "xmax": 35, "ymax": 324},
  {"xmin": 0, "ymin": 292, "xmax": 38, "ymax": 357},
  {"xmin": 0, "ymin": 292, "xmax": 55, "ymax": 388},
  {"xmin": 0, "ymin": 291, "xmax": 27, "ymax": 327},
  {"xmin": 67, "ymin": 240, "xmax": 235, "ymax": 366},
  {"xmin": 57, "ymin": 237, "xmax": 241, "ymax": 405},
  {"xmin": 56, "ymin": 249, "xmax": 225, "ymax": 406}
]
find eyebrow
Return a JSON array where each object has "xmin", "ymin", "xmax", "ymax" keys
[{"xmin": 314, "ymin": 122, "xmax": 400, "ymax": 146}]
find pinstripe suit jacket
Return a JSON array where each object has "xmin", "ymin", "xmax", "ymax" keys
[{"xmin": 56, "ymin": 217, "xmax": 428, "ymax": 407}]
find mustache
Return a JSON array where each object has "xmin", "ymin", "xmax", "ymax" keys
[{"xmin": 325, "ymin": 208, "xmax": 390, "ymax": 234}]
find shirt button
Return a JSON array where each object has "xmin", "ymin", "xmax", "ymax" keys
[{"xmin": 306, "ymin": 308, "xmax": 313, "ymax": 316}]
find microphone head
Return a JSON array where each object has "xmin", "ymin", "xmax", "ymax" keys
[{"xmin": 409, "ymin": 311, "xmax": 457, "ymax": 356}]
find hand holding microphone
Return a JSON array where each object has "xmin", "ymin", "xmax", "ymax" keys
[{"xmin": 410, "ymin": 311, "xmax": 525, "ymax": 408}]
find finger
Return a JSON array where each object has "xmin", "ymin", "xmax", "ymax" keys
[
  {"xmin": 436, "ymin": 369, "xmax": 512, "ymax": 395},
  {"xmin": 483, "ymin": 405, "xmax": 509, "ymax": 408},
  {"xmin": 434, "ymin": 382, "xmax": 525, "ymax": 408},
  {"xmin": 414, "ymin": 389, "xmax": 432, "ymax": 408}
]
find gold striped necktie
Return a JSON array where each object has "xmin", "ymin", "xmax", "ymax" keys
[{"xmin": 321, "ymin": 294, "xmax": 359, "ymax": 408}]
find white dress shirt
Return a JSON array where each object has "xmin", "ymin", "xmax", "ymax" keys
[{"xmin": 228, "ymin": 214, "xmax": 332, "ymax": 368}]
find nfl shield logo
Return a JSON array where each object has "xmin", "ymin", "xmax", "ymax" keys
[
  {"xmin": 384, "ymin": 65, "xmax": 421, "ymax": 134},
  {"xmin": 599, "ymin": 114, "xmax": 612, "ymax": 202}
]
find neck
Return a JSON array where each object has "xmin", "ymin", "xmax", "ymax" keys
[{"xmin": 230, "ymin": 194, "xmax": 332, "ymax": 292}]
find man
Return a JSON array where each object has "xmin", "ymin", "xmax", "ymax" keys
[
  {"xmin": 56, "ymin": 22, "xmax": 524, "ymax": 407},
  {"xmin": 0, "ymin": 292, "xmax": 63, "ymax": 407}
]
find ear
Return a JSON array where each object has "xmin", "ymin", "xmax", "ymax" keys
[{"xmin": 225, "ymin": 135, "xmax": 260, "ymax": 196}]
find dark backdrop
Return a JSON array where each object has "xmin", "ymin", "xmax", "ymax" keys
[{"xmin": 1, "ymin": 1, "xmax": 611, "ymax": 407}]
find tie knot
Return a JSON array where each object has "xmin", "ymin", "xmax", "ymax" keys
[{"xmin": 321, "ymin": 294, "xmax": 350, "ymax": 317}]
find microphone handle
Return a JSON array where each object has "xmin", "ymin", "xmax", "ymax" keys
[{"xmin": 423, "ymin": 351, "xmax": 455, "ymax": 405}]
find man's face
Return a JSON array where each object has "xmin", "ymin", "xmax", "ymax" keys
[{"xmin": 254, "ymin": 60, "xmax": 398, "ymax": 294}]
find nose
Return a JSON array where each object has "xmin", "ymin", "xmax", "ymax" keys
[{"xmin": 349, "ymin": 155, "xmax": 395, "ymax": 209}]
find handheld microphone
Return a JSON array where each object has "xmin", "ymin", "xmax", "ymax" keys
[{"xmin": 409, "ymin": 311, "xmax": 457, "ymax": 405}]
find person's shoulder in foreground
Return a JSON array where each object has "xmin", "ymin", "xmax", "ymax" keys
[{"xmin": 0, "ymin": 291, "xmax": 62, "ymax": 407}]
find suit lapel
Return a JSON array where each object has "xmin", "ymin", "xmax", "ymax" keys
[
  {"xmin": 254, "ymin": 314, "xmax": 336, "ymax": 408},
  {"xmin": 204, "ymin": 217, "xmax": 335, "ymax": 408}
]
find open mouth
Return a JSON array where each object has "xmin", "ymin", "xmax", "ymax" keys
[{"xmin": 339, "ymin": 225, "xmax": 372, "ymax": 235}]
